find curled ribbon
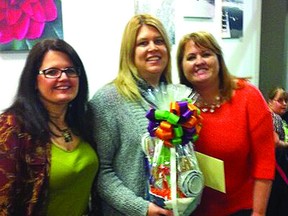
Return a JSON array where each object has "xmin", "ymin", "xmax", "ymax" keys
[{"xmin": 146, "ymin": 99, "xmax": 202, "ymax": 147}]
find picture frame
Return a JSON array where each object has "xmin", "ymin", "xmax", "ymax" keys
[
  {"xmin": 221, "ymin": 0, "xmax": 243, "ymax": 39},
  {"xmin": 0, "ymin": 0, "xmax": 63, "ymax": 51}
]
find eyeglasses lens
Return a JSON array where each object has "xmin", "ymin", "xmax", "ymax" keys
[{"xmin": 41, "ymin": 67, "xmax": 80, "ymax": 78}]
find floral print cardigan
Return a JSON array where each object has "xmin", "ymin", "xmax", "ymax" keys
[{"xmin": 0, "ymin": 113, "xmax": 50, "ymax": 215}]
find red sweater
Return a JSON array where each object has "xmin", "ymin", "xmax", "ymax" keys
[{"xmin": 192, "ymin": 81, "xmax": 275, "ymax": 216}]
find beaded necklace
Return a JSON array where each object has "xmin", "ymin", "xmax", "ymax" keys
[{"xmin": 195, "ymin": 95, "xmax": 222, "ymax": 113}]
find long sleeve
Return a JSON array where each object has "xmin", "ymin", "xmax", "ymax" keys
[
  {"xmin": 0, "ymin": 113, "xmax": 49, "ymax": 215},
  {"xmin": 0, "ymin": 114, "xmax": 20, "ymax": 215},
  {"xmin": 245, "ymin": 84, "xmax": 275, "ymax": 179},
  {"xmin": 88, "ymin": 84, "xmax": 150, "ymax": 216}
]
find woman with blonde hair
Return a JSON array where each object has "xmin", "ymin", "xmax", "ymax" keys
[{"xmin": 88, "ymin": 14, "xmax": 173, "ymax": 216}]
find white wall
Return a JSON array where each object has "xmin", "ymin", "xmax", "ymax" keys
[{"xmin": 0, "ymin": 0, "xmax": 261, "ymax": 112}]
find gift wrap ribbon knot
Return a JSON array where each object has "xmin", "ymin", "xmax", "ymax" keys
[{"xmin": 146, "ymin": 100, "xmax": 202, "ymax": 147}]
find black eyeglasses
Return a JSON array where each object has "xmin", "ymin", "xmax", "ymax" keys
[{"xmin": 39, "ymin": 67, "xmax": 80, "ymax": 79}]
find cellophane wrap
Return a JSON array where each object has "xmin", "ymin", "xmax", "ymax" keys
[{"xmin": 141, "ymin": 84, "xmax": 204, "ymax": 216}]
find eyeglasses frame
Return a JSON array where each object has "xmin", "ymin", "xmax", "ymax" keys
[{"xmin": 38, "ymin": 67, "xmax": 81, "ymax": 79}]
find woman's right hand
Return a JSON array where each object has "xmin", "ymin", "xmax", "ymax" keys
[{"xmin": 147, "ymin": 202, "xmax": 174, "ymax": 216}]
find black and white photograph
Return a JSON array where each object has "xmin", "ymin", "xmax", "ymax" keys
[{"xmin": 221, "ymin": 0, "xmax": 243, "ymax": 38}]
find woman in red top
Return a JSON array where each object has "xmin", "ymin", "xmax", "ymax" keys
[{"xmin": 176, "ymin": 31, "xmax": 275, "ymax": 216}]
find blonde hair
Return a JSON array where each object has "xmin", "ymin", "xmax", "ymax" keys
[
  {"xmin": 114, "ymin": 14, "xmax": 172, "ymax": 101},
  {"xmin": 177, "ymin": 31, "xmax": 238, "ymax": 100}
]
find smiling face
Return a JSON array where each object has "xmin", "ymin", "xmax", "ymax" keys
[
  {"xmin": 134, "ymin": 25, "xmax": 168, "ymax": 86},
  {"xmin": 36, "ymin": 50, "xmax": 79, "ymax": 109},
  {"xmin": 182, "ymin": 40, "xmax": 219, "ymax": 89}
]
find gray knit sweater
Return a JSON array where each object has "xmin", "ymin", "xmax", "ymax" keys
[{"xmin": 88, "ymin": 82, "xmax": 153, "ymax": 216}]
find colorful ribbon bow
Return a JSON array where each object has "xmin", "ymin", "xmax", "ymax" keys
[{"xmin": 146, "ymin": 99, "xmax": 202, "ymax": 147}]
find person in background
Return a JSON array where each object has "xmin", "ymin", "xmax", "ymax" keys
[
  {"xmin": 267, "ymin": 87, "xmax": 288, "ymax": 146},
  {"xmin": 88, "ymin": 14, "xmax": 173, "ymax": 216},
  {"xmin": 0, "ymin": 38, "xmax": 98, "ymax": 216},
  {"xmin": 176, "ymin": 31, "xmax": 275, "ymax": 216},
  {"xmin": 266, "ymin": 87, "xmax": 288, "ymax": 216}
]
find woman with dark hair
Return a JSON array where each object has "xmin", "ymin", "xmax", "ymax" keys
[
  {"xmin": 176, "ymin": 31, "xmax": 275, "ymax": 216},
  {"xmin": 0, "ymin": 38, "xmax": 98, "ymax": 215}
]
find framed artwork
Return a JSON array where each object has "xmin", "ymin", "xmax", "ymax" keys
[
  {"xmin": 0, "ymin": 0, "xmax": 63, "ymax": 51},
  {"xmin": 134, "ymin": 0, "xmax": 175, "ymax": 44},
  {"xmin": 221, "ymin": 0, "xmax": 243, "ymax": 39},
  {"xmin": 182, "ymin": 0, "xmax": 215, "ymax": 19}
]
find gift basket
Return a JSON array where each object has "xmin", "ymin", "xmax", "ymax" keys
[{"xmin": 141, "ymin": 84, "xmax": 204, "ymax": 216}]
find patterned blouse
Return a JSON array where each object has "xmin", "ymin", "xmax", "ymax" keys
[
  {"xmin": 0, "ymin": 113, "xmax": 50, "ymax": 215},
  {"xmin": 271, "ymin": 112, "xmax": 285, "ymax": 141}
]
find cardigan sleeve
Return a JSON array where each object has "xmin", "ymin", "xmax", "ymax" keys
[{"xmin": 88, "ymin": 85, "xmax": 149, "ymax": 216}]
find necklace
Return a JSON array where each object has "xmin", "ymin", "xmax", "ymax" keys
[
  {"xmin": 196, "ymin": 95, "xmax": 222, "ymax": 113},
  {"xmin": 49, "ymin": 120, "xmax": 73, "ymax": 143}
]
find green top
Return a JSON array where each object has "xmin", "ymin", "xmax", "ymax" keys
[
  {"xmin": 47, "ymin": 139, "xmax": 98, "ymax": 216},
  {"xmin": 282, "ymin": 120, "xmax": 288, "ymax": 142}
]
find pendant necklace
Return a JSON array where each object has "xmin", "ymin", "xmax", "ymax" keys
[{"xmin": 49, "ymin": 120, "xmax": 73, "ymax": 143}]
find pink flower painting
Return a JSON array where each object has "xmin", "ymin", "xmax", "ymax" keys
[{"xmin": 0, "ymin": 0, "xmax": 63, "ymax": 51}]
